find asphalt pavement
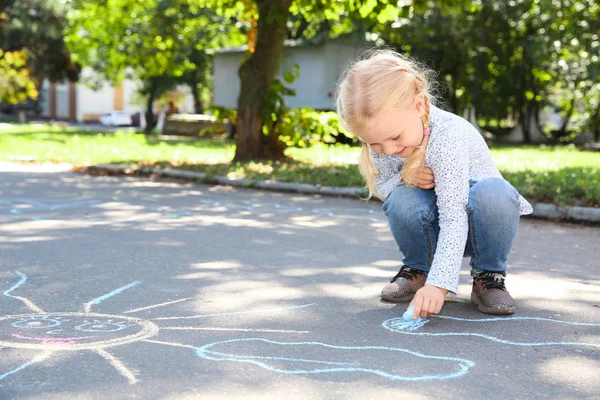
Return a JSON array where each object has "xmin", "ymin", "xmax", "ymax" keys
[{"xmin": 1, "ymin": 163, "xmax": 599, "ymax": 400}]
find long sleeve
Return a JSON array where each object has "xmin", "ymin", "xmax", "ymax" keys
[
  {"xmin": 371, "ymin": 149, "xmax": 405, "ymax": 200},
  {"xmin": 425, "ymin": 125, "xmax": 470, "ymax": 295}
]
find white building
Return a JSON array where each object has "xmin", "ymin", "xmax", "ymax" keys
[
  {"xmin": 39, "ymin": 67, "xmax": 195, "ymax": 123},
  {"xmin": 213, "ymin": 35, "xmax": 371, "ymax": 111}
]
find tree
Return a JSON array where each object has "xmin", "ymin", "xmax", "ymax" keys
[
  {"xmin": 66, "ymin": 0, "xmax": 238, "ymax": 132},
  {"xmin": 0, "ymin": 50, "xmax": 38, "ymax": 104},
  {"xmin": 199, "ymin": 0, "xmax": 399, "ymax": 162},
  {"xmin": 375, "ymin": 0, "xmax": 599, "ymax": 144},
  {"xmin": 0, "ymin": 0, "xmax": 78, "ymax": 111}
]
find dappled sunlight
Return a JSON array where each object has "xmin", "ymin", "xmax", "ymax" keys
[
  {"xmin": 0, "ymin": 235, "xmax": 58, "ymax": 243},
  {"xmin": 330, "ymin": 265, "xmax": 394, "ymax": 279},
  {"xmin": 277, "ymin": 265, "xmax": 391, "ymax": 280},
  {"xmin": 289, "ymin": 215, "xmax": 338, "ymax": 228},
  {"xmin": 315, "ymin": 283, "xmax": 375, "ymax": 300},
  {"xmin": 190, "ymin": 282, "xmax": 308, "ymax": 312},
  {"xmin": 0, "ymin": 219, "xmax": 92, "ymax": 235},
  {"xmin": 188, "ymin": 261, "xmax": 244, "ymax": 271},
  {"xmin": 518, "ymin": 299, "xmax": 600, "ymax": 316},
  {"xmin": 538, "ymin": 355, "xmax": 600, "ymax": 394},
  {"xmin": 157, "ymin": 374, "xmax": 433, "ymax": 400},
  {"xmin": 371, "ymin": 260, "xmax": 401, "ymax": 267},
  {"xmin": 279, "ymin": 268, "xmax": 332, "ymax": 277},
  {"xmin": 195, "ymin": 215, "xmax": 274, "ymax": 229},
  {"xmin": 509, "ymin": 271, "xmax": 600, "ymax": 302},
  {"xmin": 0, "ymin": 162, "xmax": 73, "ymax": 173}
]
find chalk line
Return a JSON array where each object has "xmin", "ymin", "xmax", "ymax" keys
[
  {"xmin": 153, "ymin": 302, "xmax": 316, "ymax": 321},
  {"xmin": 94, "ymin": 349, "xmax": 137, "ymax": 385},
  {"xmin": 436, "ymin": 315, "xmax": 600, "ymax": 326},
  {"xmin": 124, "ymin": 298, "xmax": 193, "ymax": 314},
  {"xmin": 195, "ymin": 338, "xmax": 475, "ymax": 381},
  {"xmin": 161, "ymin": 327, "xmax": 310, "ymax": 334},
  {"xmin": 143, "ymin": 339, "xmax": 197, "ymax": 350},
  {"xmin": 84, "ymin": 281, "xmax": 141, "ymax": 313},
  {"xmin": 144, "ymin": 339, "xmax": 474, "ymax": 381},
  {"xmin": 0, "ymin": 351, "xmax": 53, "ymax": 381},
  {"xmin": 382, "ymin": 316, "xmax": 600, "ymax": 348},
  {"xmin": 3, "ymin": 271, "xmax": 44, "ymax": 313}
]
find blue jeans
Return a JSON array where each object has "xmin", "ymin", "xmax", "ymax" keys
[{"xmin": 382, "ymin": 177, "xmax": 521, "ymax": 275}]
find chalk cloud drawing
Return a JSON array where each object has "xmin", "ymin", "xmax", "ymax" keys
[
  {"xmin": 191, "ymin": 338, "xmax": 475, "ymax": 381},
  {"xmin": 1, "ymin": 271, "xmax": 473, "ymax": 385}
]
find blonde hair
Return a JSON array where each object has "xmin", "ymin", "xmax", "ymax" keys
[{"xmin": 335, "ymin": 48, "xmax": 438, "ymax": 201}]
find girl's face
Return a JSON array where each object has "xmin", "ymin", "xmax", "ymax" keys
[{"xmin": 359, "ymin": 95, "xmax": 427, "ymax": 158}]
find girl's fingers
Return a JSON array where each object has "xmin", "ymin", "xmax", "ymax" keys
[
  {"xmin": 435, "ymin": 299, "xmax": 445, "ymax": 314},
  {"xmin": 420, "ymin": 299, "xmax": 430, "ymax": 319},
  {"xmin": 412, "ymin": 295, "xmax": 424, "ymax": 320},
  {"xmin": 429, "ymin": 301, "xmax": 438, "ymax": 316}
]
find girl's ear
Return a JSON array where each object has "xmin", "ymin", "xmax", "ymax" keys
[{"xmin": 414, "ymin": 94, "xmax": 426, "ymax": 117}]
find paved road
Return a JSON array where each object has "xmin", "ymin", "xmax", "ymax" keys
[{"xmin": 1, "ymin": 163, "xmax": 599, "ymax": 400}]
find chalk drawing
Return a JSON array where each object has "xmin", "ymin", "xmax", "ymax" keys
[
  {"xmin": 143, "ymin": 338, "xmax": 475, "ymax": 381},
  {"xmin": 0, "ymin": 195, "xmax": 385, "ymax": 224},
  {"xmin": 3, "ymin": 270, "xmax": 44, "ymax": 313},
  {"xmin": 0, "ymin": 271, "xmax": 318, "ymax": 384},
  {"xmin": 83, "ymin": 281, "xmax": 141, "ymax": 313},
  {"xmin": 311, "ymin": 207, "xmax": 386, "ymax": 223},
  {"xmin": 0, "ymin": 270, "xmax": 479, "ymax": 385},
  {"xmin": 7, "ymin": 198, "xmax": 102, "ymax": 214},
  {"xmin": 382, "ymin": 314, "xmax": 600, "ymax": 348}
]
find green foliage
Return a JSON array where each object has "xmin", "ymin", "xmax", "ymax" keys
[
  {"xmin": 260, "ymin": 63, "xmax": 298, "ymax": 139},
  {"xmin": 66, "ymin": 0, "xmax": 243, "ymax": 123},
  {"xmin": 0, "ymin": 50, "xmax": 38, "ymax": 104},
  {"xmin": 1, "ymin": 0, "xmax": 77, "ymax": 83},
  {"xmin": 207, "ymin": 105, "xmax": 238, "ymax": 124},
  {"xmin": 2, "ymin": 125, "xmax": 599, "ymax": 207},
  {"xmin": 278, "ymin": 107, "xmax": 358, "ymax": 148},
  {"xmin": 372, "ymin": 0, "xmax": 600, "ymax": 143}
]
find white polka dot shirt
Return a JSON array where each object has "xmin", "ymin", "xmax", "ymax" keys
[{"xmin": 371, "ymin": 103, "xmax": 533, "ymax": 294}]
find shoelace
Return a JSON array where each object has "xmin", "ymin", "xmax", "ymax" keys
[
  {"xmin": 390, "ymin": 266, "xmax": 426, "ymax": 283},
  {"xmin": 475, "ymin": 271, "xmax": 507, "ymax": 290}
]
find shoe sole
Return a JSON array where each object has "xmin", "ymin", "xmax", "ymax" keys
[
  {"xmin": 381, "ymin": 292, "xmax": 416, "ymax": 302},
  {"xmin": 471, "ymin": 292, "xmax": 516, "ymax": 315}
]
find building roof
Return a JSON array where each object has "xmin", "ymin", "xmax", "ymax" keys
[{"xmin": 214, "ymin": 33, "xmax": 366, "ymax": 54}]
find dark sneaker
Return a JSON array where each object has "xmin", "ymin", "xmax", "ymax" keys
[
  {"xmin": 471, "ymin": 270, "xmax": 516, "ymax": 315},
  {"xmin": 381, "ymin": 265, "xmax": 427, "ymax": 302}
]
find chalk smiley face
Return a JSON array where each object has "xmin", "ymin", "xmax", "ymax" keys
[{"xmin": 0, "ymin": 312, "xmax": 159, "ymax": 350}]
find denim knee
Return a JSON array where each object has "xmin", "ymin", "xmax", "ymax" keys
[
  {"xmin": 468, "ymin": 178, "xmax": 520, "ymax": 217},
  {"xmin": 383, "ymin": 185, "xmax": 437, "ymax": 224}
]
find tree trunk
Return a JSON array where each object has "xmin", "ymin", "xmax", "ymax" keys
[
  {"xmin": 558, "ymin": 97, "xmax": 576, "ymax": 135},
  {"xmin": 233, "ymin": 0, "xmax": 292, "ymax": 163},
  {"xmin": 193, "ymin": 84, "xmax": 204, "ymax": 114},
  {"xmin": 592, "ymin": 105, "xmax": 600, "ymax": 142},
  {"xmin": 144, "ymin": 88, "xmax": 158, "ymax": 134}
]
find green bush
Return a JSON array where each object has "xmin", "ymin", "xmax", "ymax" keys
[{"xmin": 278, "ymin": 107, "xmax": 358, "ymax": 148}]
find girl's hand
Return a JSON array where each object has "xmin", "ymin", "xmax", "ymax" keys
[
  {"xmin": 409, "ymin": 285, "xmax": 448, "ymax": 319},
  {"xmin": 417, "ymin": 167, "xmax": 435, "ymax": 189}
]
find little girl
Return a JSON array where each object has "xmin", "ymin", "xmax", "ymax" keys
[{"xmin": 335, "ymin": 49, "xmax": 533, "ymax": 320}]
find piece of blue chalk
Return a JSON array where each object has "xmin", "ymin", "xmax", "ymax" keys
[{"xmin": 403, "ymin": 305, "xmax": 424, "ymax": 323}]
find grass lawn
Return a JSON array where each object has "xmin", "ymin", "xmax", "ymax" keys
[{"xmin": 1, "ymin": 123, "xmax": 599, "ymax": 207}]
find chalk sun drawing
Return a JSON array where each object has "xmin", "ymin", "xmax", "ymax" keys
[
  {"xmin": 0, "ymin": 271, "xmax": 313, "ymax": 384},
  {"xmin": 1, "ymin": 271, "xmax": 474, "ymax": 384},
  {"xmin": 382, "ymin": 314, "xmax": 600, "ymax": 348}
]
